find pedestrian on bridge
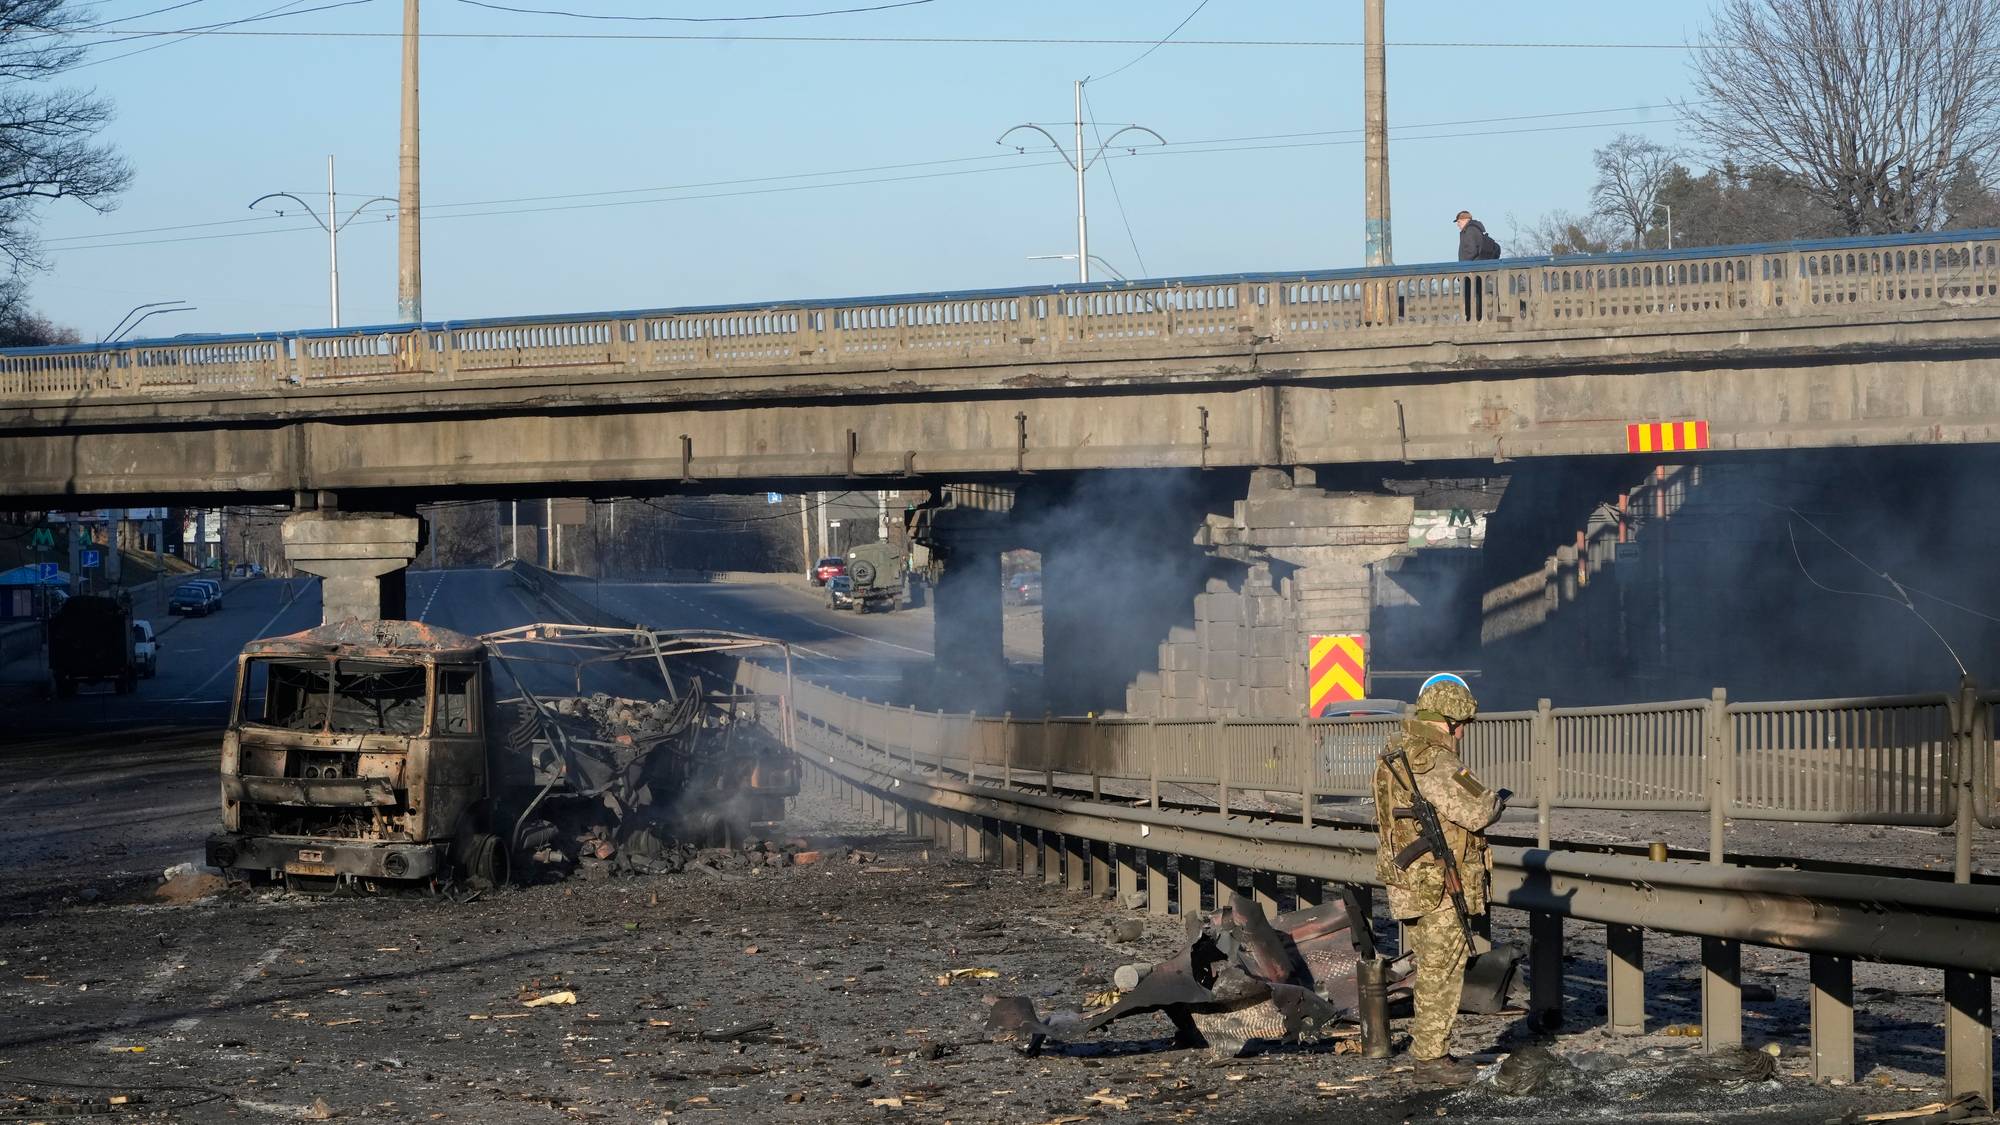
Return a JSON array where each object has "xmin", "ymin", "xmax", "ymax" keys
[
  {"xmin": 1456, "ymin": 210, "xmax": 1501, "ymax": 322},
  {"xmin": 1372, "ymin": 673, "xmax": 1502, "ymax": 1085}
]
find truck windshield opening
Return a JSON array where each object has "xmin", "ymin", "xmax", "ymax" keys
[{"xmin": 241, "ymin": 657, "xmax": 430, "ymax": 735}]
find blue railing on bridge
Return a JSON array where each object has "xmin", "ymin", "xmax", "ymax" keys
[{"xmin": 5, "ymin": 227, "xmax": 1999, "ymax": 400}]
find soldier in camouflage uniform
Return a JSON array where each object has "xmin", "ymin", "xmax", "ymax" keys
[{"xmin": 1373, "ymin": 673, "xmax": 1501, "ymax": 1085}]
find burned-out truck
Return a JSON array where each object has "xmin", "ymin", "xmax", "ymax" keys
[{"xmin": 206, "ymin": 619, "xmax": 800, "ymax": 891}]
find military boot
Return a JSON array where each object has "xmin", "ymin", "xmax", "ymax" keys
[{"xmin": 1410, "ymin": 1054, "xmax": 1480, "ymax": 1086}]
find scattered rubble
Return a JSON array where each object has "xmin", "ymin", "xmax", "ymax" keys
[{"xmin": 155, "ymin": 860, "xmax": 226, "ymax": 903}]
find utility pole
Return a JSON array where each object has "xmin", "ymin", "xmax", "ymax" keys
[
  {"xmin": 798, "ymin": 495, "xmax": 811, "ymax": 576},
  {"xmin": 1000, "ymin": 83, "xmax": 1164, "ymax": 285},
  {"xmin": 815, "ymin": 492, "xmax": 830, "ymax": 565},
  {"xmin": 1363, "ymin": 0, "xmax": 1392, "ymax": 267},
  {"xmin": 545, "ymin": 498, "xmax": 553, "ymax": 569},
  {"xmin": 398, "ymin": 0, "xmax": 423, "ymax": 323}
]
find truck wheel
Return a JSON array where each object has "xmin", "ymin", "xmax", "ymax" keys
[
  {"xmin": 849, "ymin": 560, "xmax": 877, "ymax": 586},
  {"xmin": 458, "ymin": 832, "xmax": 507, "ymax": 890}
]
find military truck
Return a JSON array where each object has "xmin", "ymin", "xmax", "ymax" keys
[
  {"xmin": 48, "ymin": 594, "xmax": 138, "ymax": 697},
  {"xmin": 205, "ymin": 619, "xmax": 800, "ymax": 891},
  {"xmin": 842, "ymin": 542, "xmax": 907, "ymax": 613}
]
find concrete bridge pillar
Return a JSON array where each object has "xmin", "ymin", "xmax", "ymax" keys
[
  {"xmin": 281, "ymin": 511, "xmax": 422, "ymax": 624},
  {"xmin": 1231, "ymin": 470, "xmax": 1413, "ymax": 713},
  {"xmin": 931, "ymin": 539, "xmax": 1005, "ymax": 711}
]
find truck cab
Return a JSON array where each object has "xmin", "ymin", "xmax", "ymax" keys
[
  {"xmin": 207, "ymin": 620, "xmax": 490, "ymax": 888},
  {"xmin": 208, "ymin": 618, "xmax": 804, "ymax": 891}
]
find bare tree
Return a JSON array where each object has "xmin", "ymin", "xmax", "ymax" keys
[
  {"xmin": 1507, "ymin": 209, "xmax": 1621, "ymax": 257},
  {"xmin": 1592, "ymin": 134, "xmax": 1678, "ymax": 248},
  {"xmin": 0, "ymin": 0, "xmax": 132, "ymax": 266},
  {"xmin": 0, "ymin": 273, "xmax": 75, "ymax": 343},
  {"xmin": 1685, "ymin": 0, "xmax": 2000, "ymax": 235}
]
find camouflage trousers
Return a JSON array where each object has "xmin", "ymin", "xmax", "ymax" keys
[{"xmin": 1405, "ymin": 905, "xmax": 1470, "ymax": 1060}]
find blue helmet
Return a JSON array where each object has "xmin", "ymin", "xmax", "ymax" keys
[{"xmin": 1415, "ymin": 673, "xmax": 1477, "ymax": 722}]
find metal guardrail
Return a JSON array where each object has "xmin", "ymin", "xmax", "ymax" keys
[
  {"xmin": 5, "ymin": 229, "xmax": 2000, "ymax": 402},
  {"xmin": 734, "ymin": 667, "xmax": 1990, "ymax": 877},
  {"xmin": 767, "ymin": 673, "xmax": 1998, "ymax": 1105}
]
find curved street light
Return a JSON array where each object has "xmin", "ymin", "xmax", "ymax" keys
[
  {"xmin": 100, "ymin": 300, "xmax": 193, "ymax": 345},
  {"xmin": 999, "ymin": 80, "xmax": 1164, "ymax": 284},
  {"xmin": 250, "ymin": 155, "xmax": 395, "ymax": 328}
]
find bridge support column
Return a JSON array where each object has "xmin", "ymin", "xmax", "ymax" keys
[
  {"xmin": 1211, "ymin": 470, "xmax": 1414, "ymax": 715},
  {"xmin": 932, "ymin": 540, "xmax": 1005, "ymax": 710},
  {"xmin": 280, "ymin": 511, "xmax": 421, "ymax": 624}
]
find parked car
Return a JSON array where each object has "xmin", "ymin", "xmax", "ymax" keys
[
  {"xmin": 191, "ymin": 578, "xmax": 223, "ymax": 611},
  {"xmin": 826, "ymin": 575, "xmax": 855, "ymax": 610},
  {"xmin": 169, "ymin": 582, "xmax": 213, "ymax": 616},
  {"xmin": 1007, "ymin": 572, "xmax": 1042, "ymax": 605},
  {"xmin": 812, "ymin": 557, "xmax": 846, "ymax": 587},
  {"xmin": 132, "ymin": 620, "xmax": 158, "ymax": 678}
]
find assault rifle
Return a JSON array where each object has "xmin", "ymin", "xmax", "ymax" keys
[
  {"xmin": 1382, "ymin": 746, "xmax": 1521, "ymax": 1012},
  {"xmin": 1383, "ymin": 747, "xmax": 1478, "ymax": 949}
]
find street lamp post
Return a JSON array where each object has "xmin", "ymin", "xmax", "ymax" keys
[
  {"xmin": 1000, "ymin": 80, "xmax": 1164, "ymax": 284},
  {"xmin": 1655, "ymin": 203, "xmax": 1674, "ymax": 250},
  {"xmin": 99, "ymin": 300, "xmax": 192, "ymax": 345},
  {"xmin": 250, "ymin": 156, "xmax": 396, "ymax": 328}
]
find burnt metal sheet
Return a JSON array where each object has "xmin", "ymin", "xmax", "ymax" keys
[
  {"xmin": 245, "ymin": 618, "xmax": 483, "ymax": 661},
  {"xmin": 237, "ymin": 775, "xmax": 399, "ymax": 808},
  {"xmin": 988, "ymin": 894, "xmax": 1372, "ymax": 1057}
]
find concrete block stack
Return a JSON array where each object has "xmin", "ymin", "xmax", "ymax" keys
[{"xmin": 1113, "ymin": 470, "xmax": 1417, "ymax": 721}]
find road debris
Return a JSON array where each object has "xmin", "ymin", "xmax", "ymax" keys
[
  {"xmin": 989, "ymin": 891, "xmax": 1401, "ymax": 1058},
  {"xmin": 521, "ymin": 990, "xmax": 577, "ymax": 1008}
]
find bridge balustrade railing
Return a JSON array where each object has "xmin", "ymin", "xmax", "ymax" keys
[
  {"xmin": 741, "ymin": 662, "xmax": 1985, "ymax": 865},
  {"xmin": 11, "ymin": 230, "xmax": 2000, "ymax": 403},
  {"xmin": 1729, "ymin": 693, "xmax": 1957, "ymax": 826}
]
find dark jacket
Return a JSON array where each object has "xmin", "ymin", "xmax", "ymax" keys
[{"xmin": 1458, "ymin": 219, "xmax": 1493, "ymax": 262}]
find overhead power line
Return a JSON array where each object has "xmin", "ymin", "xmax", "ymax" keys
[
  {"xmin": 42, "ymin": 101, "xmax": 1684, "ymax": 250},
  {"xmin": 57, "ymin": 27, "xmax": 1728, "ymax": 48},
  {"xmin": 1090, "ymin": 0, "xmax": 1209, "ymax": 83},
  {"xmin": 452, "ymin": 0, "xmax": 941, "ymax": 21}
]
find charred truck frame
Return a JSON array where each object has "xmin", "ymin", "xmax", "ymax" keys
[{"xmin": 206, "ymin": 620, "xmax": 800, "ymax": 890}]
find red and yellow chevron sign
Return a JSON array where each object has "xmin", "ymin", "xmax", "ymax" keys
[
  {"xmin": 1626, "ymin": 420, "xmax": 1710, "ymax": 453},
  {"xmin": 1308, "ymin": 634, "xmax": 1368, "ymax": 717}
]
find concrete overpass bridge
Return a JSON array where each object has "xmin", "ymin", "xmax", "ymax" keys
[
  {"xmin": 6, "ymin": 229, "xmax": 2000, "ymax": 719},
  {"xmin": 3, "ymin": 229, "xmax": 1999, "ymax": 505}
]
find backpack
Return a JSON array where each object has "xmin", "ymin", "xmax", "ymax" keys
[{"xmin": 1478, "ymin": 231, "xmax": 1502, "ymax": 260}]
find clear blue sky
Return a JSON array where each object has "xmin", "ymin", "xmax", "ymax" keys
[{"xmin": 29, "ymin": 0, "xmax": 1710, "ymax": 338}]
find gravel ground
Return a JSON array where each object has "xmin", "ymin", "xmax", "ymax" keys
[{"xmin": 0, "ymin": 787, "xmax": 1966, "ymax": 1125}]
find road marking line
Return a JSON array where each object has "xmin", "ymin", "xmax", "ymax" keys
[
  {"xmin": 415, "ymin": 570, "xmax": 446, "ymax": 623},
  {"xmin": 173, "ymin": 579, "xmax": 318, "ymax": 703},
  {"xmin": 171, "ymin": 926, "xmax": 306, "ymax": 1035}
]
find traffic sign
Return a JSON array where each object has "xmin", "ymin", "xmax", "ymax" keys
[
  {"xmin": 766, "ymin": 492, "xmax": 783, "ymax": 505},
  {"xmin": 81, "ymin": 549, "xmax": 101, "ymax": 568},
  {"xmin": 33, "ymin": 563, "xmax": 57, "ymax": 581}
]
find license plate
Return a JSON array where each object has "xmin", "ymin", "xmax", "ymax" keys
[
  {"xmin": 285, "ymin": 861, "xmax": 335, "ymax": 876},
  {"xmin": 297, "ymin": 849, "xmax": 324, "ymax": 862}
]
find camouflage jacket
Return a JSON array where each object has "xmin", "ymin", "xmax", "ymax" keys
[{"xmin": 1372, "ymin": 720, "xmax": 1500, "ymax": 919}]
